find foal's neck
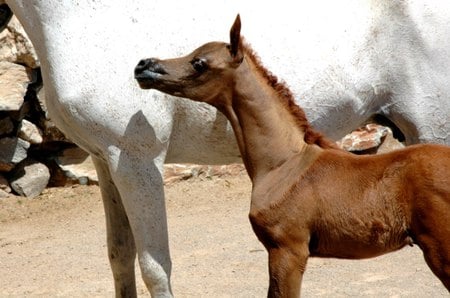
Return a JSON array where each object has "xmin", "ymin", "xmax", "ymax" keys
[{"xmin": 218, "ymin": 47, "xmax": 335, "ymax": 181}]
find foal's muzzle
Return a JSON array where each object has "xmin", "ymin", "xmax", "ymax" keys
[
  {"xmin": 134, "ymin": 58, "xmax": 169, "ymax": 89},
  {"xmin": 135, "ymin": 58, "xmax": 167, "ymax": 77}
]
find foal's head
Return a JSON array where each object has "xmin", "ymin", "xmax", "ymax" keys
[
  {"xmin": 136, "ymin": 15, "xmax": 339, "ymax": 149},
  {"xmin": 135, "ymin": 15, "xmax": 244, "ymax": 107}
]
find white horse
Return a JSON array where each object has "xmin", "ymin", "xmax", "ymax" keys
[{"xmin": 6, "ymin": 0, "xmax": 450, "ymax": 297}]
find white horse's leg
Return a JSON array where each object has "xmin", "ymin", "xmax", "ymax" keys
[
  {"xmin": 107, "ymin": 147, "xmax": 172, "ymax": 297},
  {"xmin": 92, "ymin": 156, "xmax": 138, "ymax": 297}
]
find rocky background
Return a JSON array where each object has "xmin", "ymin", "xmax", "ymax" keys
[
  {"xmin": 0, "ymin": 4, "xmax": 403, "ymax": 199},
  {"xmin": 0, "ymin": 4, "xmax": 98, "ymax": 198}
]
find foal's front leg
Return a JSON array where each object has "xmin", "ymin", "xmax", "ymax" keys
[{"xmin": 267, "ymin": 244, "xmax": 309, "ymax": 298}]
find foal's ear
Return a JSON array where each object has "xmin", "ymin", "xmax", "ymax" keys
[{"xmin": 229, "ymin": 14, "xmax": 243, "ymax": 66}]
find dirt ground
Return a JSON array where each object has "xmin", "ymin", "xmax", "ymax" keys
[{"xmin": 0, "ymin": 173, "xmax": 448, "ymax": 297}]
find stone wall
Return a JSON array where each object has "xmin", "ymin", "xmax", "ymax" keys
[{"xmin": 0, "ymin": 5, "xmax": 98, "ymax": 198}]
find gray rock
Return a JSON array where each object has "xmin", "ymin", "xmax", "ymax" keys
[
  {"xmin": 0, "ymin": 137, "xmax": 30, "ymax": 172},
  {"xmin": 10, "ymin": 159, "xmax": 50, "ymax": 198}
]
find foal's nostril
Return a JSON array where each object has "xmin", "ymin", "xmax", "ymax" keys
[
  {"xmin": 135, "ymin": 59, "xmax": 154, "ymax": 77},
  {"xmin": 135, "ymin": 59, "xmax": 150, "ymax": 75},
  {"xmin": 137, "ymin": 59, "xmax": 147, "ymax": 67},
  {"xmin": 135, "ymin": 58, "xmax": 167, "ymax": 77}
]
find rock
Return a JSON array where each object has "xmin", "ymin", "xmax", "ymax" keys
[
  {"xmin": 338, "ymin": 124, "xmax": 390, "ymax": 152},
  {"xmin": 18, "ymin": 119, "xmax": 43, "ymax": 144},
  {"xmin": 42, "ymin": 118, "xmax": 69, "ymax": 142},
  {"xmin": 201, "ymin": 164, "xmax": 245, "ymax": 178},
  {"xmin": 36, "ymin": 86, "xmax": 48, "ymax": 116},
  {"xmin": 0, "ymin": 137, "xmax": 30, "ymax": 172},
  {"xmin": 376, "ymin": 131, "xmax": 405, "ymax": 154},
  {"xmin": 164, "ymin": 164, "xmax": 195, "ymax": 184},
  {"xmin": 0, "ymin": 116, "xmax": 14, "ymax": 135},
  {"xmin": 0, "ymin": 173, "xmax": 11, "ymax": 193},
  {"xmin": 163, "ymin": 163, "xmax": 245, "ymax": 184},
  {"xmin": 337, "ymin": 123, "xmax": 405, "ymax": 154},
  {"xmin": 37, "ymin": 86, "xmax": 69, "ymax": 142},
  {"xmin": 0, "ymin": 61, "xmax": 29, "ymax": 111},
  {"xmin": 0, "ymin": 188, "xmax": 9, "ymax": 198},
  {"xmin": 0, "ymin": 15, "xmax": 39, "ymax": 68},
  {"xmin": 9, "ymin": 159, "xmax": 50, "ymax": 198},
  {"xmin": 0, "ymin": 4, "xmax": 12, "ymax": 32},
  {"xmin": 55, "ymin": 147, "xmax": 98, "ymax": 185}
]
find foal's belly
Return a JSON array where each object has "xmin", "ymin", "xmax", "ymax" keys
[{"xmin": 308, "ymin": 219, "xmax": 412, "ymax": 259}]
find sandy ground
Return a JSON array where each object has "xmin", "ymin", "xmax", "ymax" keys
[{"xmin": 0, "ymin": 174, "xmax": 448, "ymax": 297}]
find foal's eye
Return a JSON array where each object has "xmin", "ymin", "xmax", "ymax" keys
[{"xmin": 191, "ymin": 58, "xmax": 208, "ymax": 73}]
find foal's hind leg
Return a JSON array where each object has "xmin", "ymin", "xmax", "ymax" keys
[
  {"xmin": 412, "ymin": 193, "xmax": 450, "ymax": 291},
  {"xmin": 416, "ymin": 236, "xmax": 450, "ymax": 290},
  {"xmin": 93, "ymin": 157, "xmax": 137, "ymax": 297}
]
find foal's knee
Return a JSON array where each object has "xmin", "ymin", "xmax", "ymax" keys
[{"xmin": 248, "ymin": 208, "xmax": 279, "ymax": 246}]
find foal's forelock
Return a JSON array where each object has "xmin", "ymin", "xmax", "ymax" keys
[{"xmin": 241, "ymin": 41, "xmax": 339, "ymax": 150}]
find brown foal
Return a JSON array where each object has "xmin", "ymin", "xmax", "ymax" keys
[{"xmin": 135, "ymin": 15, "xmax": 450, "ymax": 297}]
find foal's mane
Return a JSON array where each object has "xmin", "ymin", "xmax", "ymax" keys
[{"xmin": 241, "ymin": 40, "xmax": 338, "ymax": 149}]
